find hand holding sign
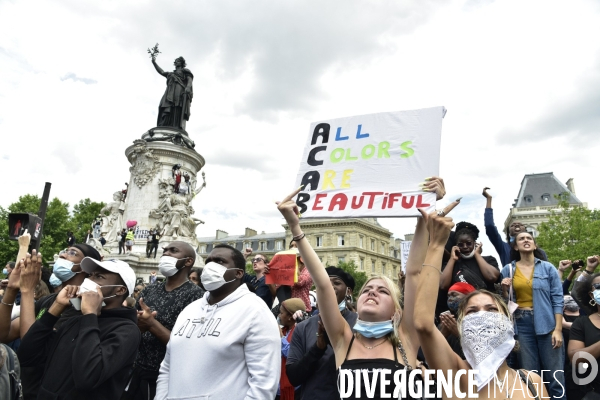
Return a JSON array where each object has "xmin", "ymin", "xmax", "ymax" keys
[{"xmin": 265, "ymin": 249, "xmax": 299, "ymax": 286}]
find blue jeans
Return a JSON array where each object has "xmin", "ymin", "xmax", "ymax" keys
[{"xmin": 515, "ymin": 309, "xmax": 566, "ymax": 399}]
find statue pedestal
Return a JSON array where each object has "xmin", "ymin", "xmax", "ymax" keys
[{"xmin": 100, "ymin": 137, "xmax": 206, "ymax": 278}]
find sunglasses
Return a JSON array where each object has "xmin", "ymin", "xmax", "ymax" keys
[
  {"xmin": 592, "ymin": 283, "xmax": 600, "ymax": 290},
  {"xmin": 457, "ymin": 241, "xmax": 474, "ymax": 248},
  {"xmin": 252, "ymin": 258, "xmax": 265, "ymax": 263},
  {"xmin": 64, "ymin": 249, "xmax": 80, "ymax": 257}
]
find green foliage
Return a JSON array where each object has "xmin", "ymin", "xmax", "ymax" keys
[
  {"xmin": 0, "ymin": 195, "xmax": 104, "ymax": 267},
  {"xmin": 334, "ymin": 260, "xmax": 369, "ymax": 299},
  {"xmin": 71, "ymin": 199, "xmax": 105, "ymax": 242},
  {"xmin": 537, "ymin": 194, "xmax": 600, "ymax": 269},
  {"xmin": 245, "ymin": 261, "xmax": 254, "ymax": 275}
]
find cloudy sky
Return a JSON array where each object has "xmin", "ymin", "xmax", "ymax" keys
[{"xmin": 1, "ymin": 0, "xmax": 599, "ymax": 258}]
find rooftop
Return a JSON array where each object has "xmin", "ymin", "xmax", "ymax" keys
[{"xmin": 513, "ymin": 172, "xmax": 582, "ymax": 208}]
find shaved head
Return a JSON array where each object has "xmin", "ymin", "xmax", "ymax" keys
[{"xmin": 169, "ymin": 241, "xmax": 197, "ymax": 262}]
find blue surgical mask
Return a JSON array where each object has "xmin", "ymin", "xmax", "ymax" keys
[
  {"xmin": 2, "ymin": 268, "xmax": 7, "ymax": 275},
  {"xmin": 338, "ymin": 300, "xmax": 346, "ymax": 311},
  {"xmin": 49, "ymin": 274, "xmax": 62, "ymax": 287},
  {"xmin": 593, "ymin": 290, "xmax": 600, "ymax": 305},
  {"xmin": 352, "ymin": 319, "xmax": 394, "ymax": 338},
  {"xmin": 52, "ymin": 258, "xmax": 81, "ymax": 283},
  {"xmin": 447, "ymin": 298, "xmax": 460, "ymax": 313}
]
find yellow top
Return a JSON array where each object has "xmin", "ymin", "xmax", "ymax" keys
[{"xmin": 513, "ymin": 267, "xmax": 534, "ymax": 308}]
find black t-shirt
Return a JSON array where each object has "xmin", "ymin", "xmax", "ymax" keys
[
  {"xmin": 569, "ymin": 316, "xmax": 600, "ymax": 387},
  {"xmin": 135, "ymin": 281, "xmax": 203, "ymax": 371},
  {"xmin": 446, "ymin": 255, "xmax": 500, "ymax": 292}
]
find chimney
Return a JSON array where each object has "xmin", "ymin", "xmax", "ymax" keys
[
  {"xmin": 216, "ymin": 229, "xmax": 228, "ymax": 240},
  {"xmin": 404, "ymin": 233, "xmax": 415, "ymax": 241},
  {"xmin": 566, "ymin": 178, "xmax": 576, "ymax": 195},
  {"xmin": 244, "ymin": 228, "xmax": 257, "ymax": 237}
]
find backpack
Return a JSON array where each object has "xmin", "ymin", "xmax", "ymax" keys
[{"xmin": 0, "ymin": 343, "xmax": 23, "ymax": 400}]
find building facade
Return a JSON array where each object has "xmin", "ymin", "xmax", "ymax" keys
[
  {"xmin": 197, "ymin": 218, "xmax": 403, "ymax": 281},
  {"xmin": 504, "ymin": 173, "xmax": 586, "ymax": 237}
]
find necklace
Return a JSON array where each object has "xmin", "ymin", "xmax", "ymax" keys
[
  {"xmin": 495, "ymin": 368, "xmax": 515, "ymax": 400},
  {"xmin": 356, "ymin": 335, "xmax": 387, "ymax": 349}
]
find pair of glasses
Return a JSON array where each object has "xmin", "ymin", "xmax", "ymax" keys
[
  {"xmin": 134, "ymin": 289, "xmax": 140, "ymax": 293},
  {"xmin": 252, "ymin": 258, "xmax": 265, "ymax": 263},
  {"xmin": 592, "ymin": 283, "xmax": 600, "ymax": 290},
  {"xmin": 457, "ymin": 241, "xmax": 473, "ymax": 248},
  {"xmin": 64, "ymin": 249, "xmax": 80, "ymax": 257}
]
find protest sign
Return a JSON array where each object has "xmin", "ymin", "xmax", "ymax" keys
[
  {"xmin": 401, "ymin": 240, "xmax": 412, "ymax": 273},
  {"xmin": 265, "ymin": 249, "xmax": 299, "ymax": 286},
  {"xmin": 294, "ymin": 107, "xmax": 444, "ymax": 218}
]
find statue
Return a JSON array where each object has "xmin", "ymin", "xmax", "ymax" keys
[
  {"xmin": 100, "ymin": 191, "xmax": 125, "ymax": 244},
  {"xmin": 149, "ymin": 44, "xmax": 193, "ymax": 131},
  {"xmin": 149, "ymin": 171, "xmax": 206, "ymax": 239}
]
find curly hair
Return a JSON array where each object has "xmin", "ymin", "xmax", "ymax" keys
[
  {"xmin": 175, "ymin": 56, "xmax": 187, "ymax": 68},
  {"xmin": 454, "ymin": 221, "xmax": 480, "ymax": 242},
  {"xmin": 573, "ymin": 272, "xmax": 600, "ymax": 315}
]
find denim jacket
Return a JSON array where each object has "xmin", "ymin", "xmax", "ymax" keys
[{"xmin": 501, "ymin": 258, "xmax": 564, "ymax": 335}]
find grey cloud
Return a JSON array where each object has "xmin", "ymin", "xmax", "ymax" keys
[
  {"xmin": 60, "ymin": 0, "xmax": 449, "ymax": 120},
  {"xmin": 60, "ymin": 72, "xmax": 98, "ymax": 84},
  {"xmin": 498, "ymin": 58, "xmax": 600, "ymax": 144}
]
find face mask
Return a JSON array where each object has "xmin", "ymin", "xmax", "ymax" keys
[
  {"xmin": 447, "ymin": 297, "xmax": 460, "ymax": 313},
  {"xmin": 593, "ymin": 290, "xmax": 600, "ymax": 305},
  {"xmin": 338, "ymin": 300, "xmax": 346, "ymax": 311},
  {"xmin": 70, "ymin": 278, "xmax": 124, "ymax": 310},
  {"xmin": 201, "ymin": 262, "xmax": 241, "ymax": 292},
  {"xmin": 53, "ymin": 258, "xmax": 82, "ymax": 283},
  {"xmin": 460, "ymin": 249, "xmax": 476, "ymax": 259},
  {"xmin": 352, "ymin": 319, "xmax": 394, "ymax": 338},
  {"xmin": 509, "ymin": 236, "xmax": 516, "ymax": 243},
  {"xmin": 276, "ymin": 316, "xmax": 282, "ymax": 326},
  {"xmin": 49, "ymin": 274, "xmax": 62, "ymax": 287},
  {"xmin": 460, "ymin": 311, "xmax": 515, "ymax": 391},
  {"xmin": 158, "ymin": 256, "xmax": 187, "ymax": 277},
  {"xmin": 2, "ymin": 268, "xmax": 7, "ymax": 275}
]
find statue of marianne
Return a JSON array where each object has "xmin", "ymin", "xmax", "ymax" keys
[{"xmin": 152, "ymin": 56, "xmax": 194, "ymax": 131}]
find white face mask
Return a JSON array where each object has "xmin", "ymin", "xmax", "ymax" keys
[
  {"xmin": 460, "ymin": 248, "xmax": 476, "ymax": 259},
  {"xmin": 201, "ymin": 262, "xmax": 241, "ymax": 292},
  {"xmin": 158, "ymin": 256, "xmax": 187, "ymax": 277},
  {"xmin": 460, "ymin": 311, "xmax": 515, "ymax": 391},
  {"xmin": 70, "ymin": 278, "xmax": 124, "ymax": 310}
]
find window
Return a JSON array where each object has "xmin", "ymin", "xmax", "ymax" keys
[
  {"xmin": 371, "ymin": 260, "xmax": 376, "ymax": 273},
  {"xmin": 542, "ymin": 193, "xmax": 550, "ymax": 202},
  {"xmin": 259, "ymin": 242, "xmax": 266, "ymax": 251},
  {"xmin": 338, "ymin": 257, "xmax": 345, "ymax": 264},
  {"xmin": 199, "ymin": 245, "xmax": 206, "ymax": 253},
  {"xmin": 359, "ymin": 235, "xmax": 364, "ymax": 248},
  {"xmin": 316, "ymin": 236, "xmax": 323, "ymax": 247},
  {"xmin": 360, "ymin": 258, "xmax": 364, "ymax": 270},
  {"xmin": 338, "ymin": 235, "xmax": 345, "ymax": 246},
  {"xmin": 276, "ymin": 241, "xmax": 282, "ymax": 251},
  {"xmin": 382, "ymin": 263, "xmax": 386, "ymax": 276},
  {"xmin": 371, "ymin": 239, "xmax": 375, "ymax": 251},
  {"xmin": 381, "ymin": 243, "xmax": 385, "ymax": 254},
  {"xmin": 524, "ymin": 195, "xmax": 533, "ymax": 203}
]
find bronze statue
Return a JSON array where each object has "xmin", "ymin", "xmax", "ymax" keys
[{"xmin": 150, "ymin": 45, "xmax": 193, "ymax": 131}]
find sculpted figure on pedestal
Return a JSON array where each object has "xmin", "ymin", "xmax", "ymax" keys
[
  {"xmin": 149, "ymin": 172, "xmax": 206, "ymax": 239},
  {"xmin": 100, "ymin": 191, "xmax": 125, "ymax": 244}
]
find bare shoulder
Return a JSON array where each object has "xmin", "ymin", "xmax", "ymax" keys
[{"xmin": 519, "ymin": 369, "xmax": 550, "ymax": 399}]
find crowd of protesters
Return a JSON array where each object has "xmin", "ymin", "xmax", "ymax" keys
[{"xmin": 0, "ymin": 179, "xmax": 599, "ymax": 400}]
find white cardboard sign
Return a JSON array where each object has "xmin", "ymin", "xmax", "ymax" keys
[{"xmin": 294, "ymin": 107, "xmax": 444, "ymax": 218}]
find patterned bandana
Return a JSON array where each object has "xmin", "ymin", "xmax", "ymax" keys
[{"xmin": 460, "ymin": 311, "xmax": 515, "ymax": 391}]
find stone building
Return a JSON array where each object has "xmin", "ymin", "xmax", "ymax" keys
[
  {"xmin": 197, "ymin": 218, "xmax": 403, "ymax": 281},
  {"xmin": 503, "ymin": 173, "xmax": 586, "ymax": 237}
]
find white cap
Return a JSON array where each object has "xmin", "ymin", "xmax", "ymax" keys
[{"xmin": 80, "ymin": 257, "xmax": 136, "ymax": 295}]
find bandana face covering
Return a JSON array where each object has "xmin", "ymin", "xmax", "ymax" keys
[{"xmin": 460, "ymin": 311, "xmax": 515, "ymax": 391}]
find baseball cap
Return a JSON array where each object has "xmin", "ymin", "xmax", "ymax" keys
[{"xmin": 80, "ymin": 257, "xmax": 136, "ymax": 295}]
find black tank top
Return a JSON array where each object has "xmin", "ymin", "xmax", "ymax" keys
[{"xmin": 338, "ymin": 336, "xmax": 422, "ymax": 400}]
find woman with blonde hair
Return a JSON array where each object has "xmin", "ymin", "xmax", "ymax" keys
[
  {"xmin": 413, "ymin": 208, "xmax": 548, "ymax": 399},
  {"xmin": 276, "ymin": 178, "xmax": 445, "ymax": 399}
]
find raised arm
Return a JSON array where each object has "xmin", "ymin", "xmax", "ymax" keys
[
  {"xmin": 400, "ymin": 176, "xmax": 447, "ymax": 356},
  {"xmin": 473, "ymin": 245, "xmax": 500, "ymax": 282},
  {"xmin": 19, "ymin": 250, "xmax": 42, "ymax": 339},
  {"xmin": 413, "ymin": 204, "xmax": 463, "ymax": 373},
  {"xmin": 276, "ymin": 188, "xmax": 349, "ymax": 355},
  {"xmin": 152, "ymin": 59, "xmax": 168, "ymax": 77}
]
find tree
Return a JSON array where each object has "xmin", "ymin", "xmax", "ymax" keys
[
  {"xmin": 0, "ymin": 195, "xmax": 105, "ymax": 267},
  {"xmin": 71, "ymin": 199, "xmax": 105, "ymax": 241},
  {"xmin": 536, "ymin": 194, "xmax": 600, "ymax": 268},
  {"xmin": 335, "ymin": 260, "xmax": 369, "ymax": 299}
]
